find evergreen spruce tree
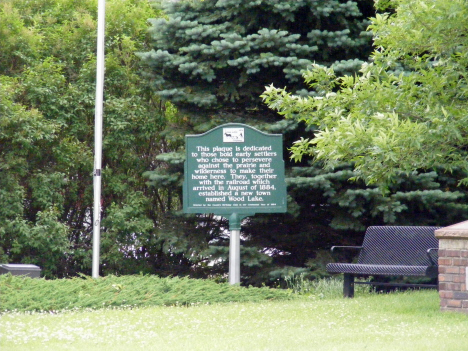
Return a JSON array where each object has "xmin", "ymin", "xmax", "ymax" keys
[
  {"xmin": 140, "ymin": 0, "xmax": 468, "ymax": 284},
  {"xmin": 141, "ymin": 0, "xmax": 373, "ymax": 121}
]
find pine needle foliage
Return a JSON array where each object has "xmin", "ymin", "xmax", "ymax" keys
[{"xmin": 0, "ymin": 274, "xmax": 293, "ymax": 312}]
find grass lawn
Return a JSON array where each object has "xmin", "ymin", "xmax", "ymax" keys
[{"xmin": 2, "ymin": 290, "xmax": 468, "ymax": 351}]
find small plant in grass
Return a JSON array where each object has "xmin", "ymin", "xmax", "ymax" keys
[
  {"xmin": 284, "ymin": 274, "xmax": 372, "ymax": 298},
  {"xmin": 284, "ymin": 273, "xmax": 315, "ymax": 295}
]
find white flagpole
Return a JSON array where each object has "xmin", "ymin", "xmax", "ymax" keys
[{"xmin": 92, "ymin": 0, "xmax": 106, "ymax": 279}]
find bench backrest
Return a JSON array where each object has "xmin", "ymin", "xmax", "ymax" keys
[{"xmin": 357, "ymin": 226, "xmax": 440, "ymax": 266}]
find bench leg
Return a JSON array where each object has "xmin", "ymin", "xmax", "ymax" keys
[{"xmin": 343, "ymin": 274, "xmax": 355, "ymax": 298}]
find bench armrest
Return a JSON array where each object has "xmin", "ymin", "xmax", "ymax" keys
[
  {"xmin": 427, "ymin": 248, "xmax": 439, "ymax": 266},
  {"xmin": 331, "ymin": 246, "xmax": 363, "ymax": 253}
]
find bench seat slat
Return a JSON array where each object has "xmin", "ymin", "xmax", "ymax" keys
[{"xmin": 326, "ymin": 263, "xmax": 438, "ymax": 278}]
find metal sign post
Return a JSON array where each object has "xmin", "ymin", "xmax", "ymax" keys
[
  {"xmin": 229, "ymin": 229, "xmax": 240, "ymax": 284},
  {"xmin": 227, "ymin": 212, "xmax": 248, "ymax": 284},
  {"xmin": 183, "ymin": 123, "xmax": 287, "ymax": 284}
]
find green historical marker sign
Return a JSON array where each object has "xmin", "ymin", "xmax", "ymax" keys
[
  {"xmin": 183, "ymin": 123, "xmax": 286, "ymax": 285},
  {"xmin": 183, "ymin": 123, "xmax": 287, "ymax": 217}
]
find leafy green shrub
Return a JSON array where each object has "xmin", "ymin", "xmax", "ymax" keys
[{"xmin": 0, "ymin": 274, "xmax": 294, "ymax": 312}]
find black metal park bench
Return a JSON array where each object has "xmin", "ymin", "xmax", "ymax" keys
[{"xmin": 326, "ymin": 226, "xmax": 440, "ymax": 298}]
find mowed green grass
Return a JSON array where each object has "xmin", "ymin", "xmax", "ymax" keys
[{"xmin": 2, "ymin": 290, "xmax": 468, "ymax": 351}]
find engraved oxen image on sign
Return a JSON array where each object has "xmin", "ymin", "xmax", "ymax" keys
[
  {"xmin": 223, "ymin": 127, "xmax": 244, "ymax": 143},
  {"xmin": 183, "ymin": 123, "xmax": 287, "ymax": 216}
]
